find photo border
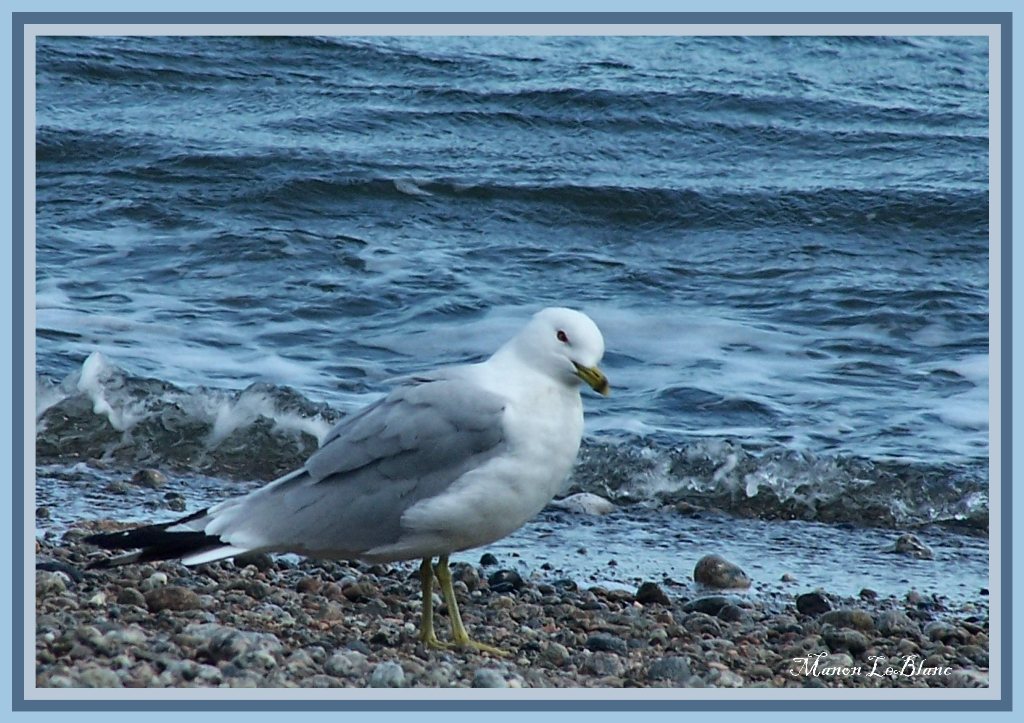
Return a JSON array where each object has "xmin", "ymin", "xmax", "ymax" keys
[{"xmin": 11, "ymin": 10, "xmax": 1013, "ymax": 712}]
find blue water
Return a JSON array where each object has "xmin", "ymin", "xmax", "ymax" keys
[{"xmin": 34, "ymin": 35, "xmax": 990, "ymax": 548}]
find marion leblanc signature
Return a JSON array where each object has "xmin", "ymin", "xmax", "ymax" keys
[{"xmin": 791, "ymin": 651, "xmax": 953, "ymax": 679}]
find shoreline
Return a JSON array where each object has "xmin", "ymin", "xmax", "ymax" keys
[{"xmin": 34, "ymin": 524, "xmax": 989, "ymax": 690}]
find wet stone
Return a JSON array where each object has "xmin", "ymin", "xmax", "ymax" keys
[
  {"xmin": 796, "ymin": 591, "xmax": 832, "ymax": 616},
  {"xmin": 635, "ymin": 581, "xmax": 670, "ymax": 606},
  {"xmin": 233, "ymin": 552, "xmax": 275, "ymax": 572},
  {"xmin": 130, "ymin": 469, "xmax": 168, "ymax": 489},
  {"xmin": 693, "ymin": 554, "xmax": 751, "ymax": 589},
  {"xmin": 145, "ymin": 585, "xmax": 201, "ymax": 613},
  {"xmin": 487, "ymin": 569, "xmax": 524, "ymax": 593},
  {"xmin": 479, "ymin": 553, "xmax": 498, "ymax": 566},
  {"xmin": 886, "ymin": 532, "xmax": 935, "ymax": 560},
  {"xmin": 682, "ymin": 595, "xmax": 732, "ymax": 616}
]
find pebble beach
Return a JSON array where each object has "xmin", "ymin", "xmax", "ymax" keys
[{"xmin": 35, "ymin": 523, "xmax": 990, "ymax": 691}]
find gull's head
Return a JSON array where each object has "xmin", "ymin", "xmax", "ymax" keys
[{"xmin": 505, "ymin": 307, "xmax": 609, "ymax": 395}]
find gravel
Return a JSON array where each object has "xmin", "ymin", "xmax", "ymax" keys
[{"xmin": 33, "ymin": 528, "xmax": 990, "ymax": 689}]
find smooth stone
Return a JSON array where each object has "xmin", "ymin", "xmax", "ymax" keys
[
  {"xmin": 324, "ymin": 650, "xmax": 369, "ymax": 677},
  {"xmin": 472, "ymin": 668, "xmax": 508, "ymax": 688},
  {"xmin": 823, "ymin": 628, "xmax": 870, "ymax": 655},
  {"xmin": 144, "ymin": 585, "xmax": 201, "ymax": 612},
  {"xmin": 487, "ymin": 569, "xmax": 524, "ymax": 593},
  {"xmin": 130, "ymin": 469, "xmax": 168, "ymax": 488},
  {"xmin": 368, "ymin": 661, "xmax": 405, "ymax": 688},
  {"xmin": 817, "ymin": 609, "xmax": 875, "ymax": 632},
  {"xmin": 580, "ymin": 652, "xmax": 625, "ymax": 677},
  {"xmin": 682, "ymin": 595, "xmax": 733, "ymax": 616},
  {"xmin": 635, "ymin": 581, "xmax": 670, "ymax": 606},
  {"xmin": 541, "ymin": 642, "xmax": 571, "ymax": 667},
  {"xmin": 585, "ymin": 632, "xmax": 627, "ymax": 655},
  {"xmin": 796, "ymin": 591, "xmax": 832, "ymax": 616},
  {"xmin": 549, "ymin": 492, "xmax": 615, "ymax": 515},
  {"xmin": 876, "ymin": 609, "xmax": 918, "ymax": 636},
  {"xmin": 682, "ymin": 612, "xmax": 722, "ymax": 637},
  {"xmin": 923, "ymin": 620, "xmax": 963, "ymax": 643},
  {"xmin": 693, "ymin": 554, "xmax": 750, "ymax": 589},
  {"xmin": 646, "ymin": 656, "xmax": 692, "ymax": 684},
  {"xmin": 233, "ymin": 552, "xmax": 274, "ymax": 571},
  {"xmin": 479, "ymin": 553, "xmax": 499, "ymax": 566},
  {"xmin": 885, "ymin": 532, "xmax": 935, "ymax": 560}
]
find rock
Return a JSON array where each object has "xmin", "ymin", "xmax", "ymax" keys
[
  {"xmin": 139, "ymin": 572, "xmax": 168, "ymax": 592},
  {"xmin": 709, "ymin": 668, "xmax": 744, "ymax": 688},
  {"xmin": 817, "ymin": 609, "xmax": 875, "ymax": 632},
  {"xmin": 36, "ymin": 506, "xmax": 51, "ymax": 519},
  {"xmin": 647, "ymin": 656, "xmax": 692, "ymax": 684},
  {"xmin": 368, "ymin": 661, "xmax": 405, "ymax": 688},
  {"xmin": 233, "ymin": 552, "xmax": 274, "ymax": 571},
  {"xmin": 635, "ymin": 581, "xmax": 670, "ymax": 606},
  {"xmin": 453, "ymin": 563, "xmax": 480, "ymax": 591},
  {"xmin": 585, "ymin": 632, "xmax": 627, "ymax": 655},
  {"xmin": 823, "ymin": 628, "xmax": 870, "ymax": 655},
  {"xmin": 876, "ymin": 610, "xmax": 918, "ymax": 636},
  {"xmin": 947, "ymin": 669, "xmax": 989, "ymax": 687},
  {"xmin": 341, "ymin": 581, "xmax": 378, "ymax": 602},
  {"xmin": 37, "ymin": 560, "xmax": 84, "ymax": 582},
  {"xmin": 683, "ymin": 595, "xmax": 733, "ymax": 616},
  {"xmin": 674, "ymin": 501, "xmax": 704, "ymax": 516},
  {"xmin": 549, "ymin": 492, "xmax": 615, "ymax": 515},
  {"xmin": 885, "ymin": 532, "xmax": 935, "ymax": 560},
  {"xmin": 144, "ymin": 585, "xmax": 201, "ymax": 612},
  {"xmin": 76, "ymin": 666, "xmax": 123, "ymax": 688},
  {"xmin": 693, "ymin": 554, "xmax": 750, "ymax": 589},
  {"xmin": 116, "ymin": 587, "xmax": 146, "ymax": 608},
  {"xmin": 581, "ymin": 652, "xmax": 625, "ymax": 677},
  {"xmin": 541, "ymin": 642, "xmax": 571, "ymax": 667},
  {"xmin": 296, "ymin": 577, "xmax": 323, "ymax": 595},
  {"xmin": 717, "ymin": 604, "xmax": 746, "ymax": 623},
  {"xmin": 36, "ymin": 571, "xmax": 69, "ymax": 598},
  {"xmin": 923, "ymin": 620, "xmax": 963, "ymax": 644},
  {"xmin": 487, "ymin": 569, "xmax": 524, "ymax": 593},
  {"xmin": 187, "ymin": 623, "xmax": 283, "ymax": 664},
  {"xmin": 479, "ymin": 553, "xmax": 498, "ymax": 566},
  {"xmin": 859, "ymin": 588, "xmax": 878, "ymax": 601},
  {"xmin": 780, "ymin": 573, "xmax": 797, "ymax": 583},
  {"xmin": 796, "ymin": 591, "xmax": 832, "ymax": 616},
  {"xmin": 472, "ymin": 668, "xmax": 508, "ymax": 688},
  {"xmin": 130, "ymin": 469, "xmax": 168, "ymax": 488},
  {"xmin": 682, "ymin": 612, "xmax": 722, "ymax": 637},
  {"xmin": 324, "ymin": 650, "xmax": 369, "ymax": 678}
]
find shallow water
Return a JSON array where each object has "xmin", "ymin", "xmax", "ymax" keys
[{"xmin": 34, "ymin": 35, "xmax": 990, "ymax": 602}]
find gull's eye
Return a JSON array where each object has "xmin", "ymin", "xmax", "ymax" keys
[{"xmin": 556, "ymin": 330, "xmax": 569, "ymax": 343}]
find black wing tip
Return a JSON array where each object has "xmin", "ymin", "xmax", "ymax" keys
[{"xmin": 81, "ymin": 507, "xmax": 219, "ymax": 568}]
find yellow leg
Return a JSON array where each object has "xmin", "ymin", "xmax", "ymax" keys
[
  {"xmin": 418, "ymin": 557, "xmax": 451, "ymax": 650},
  {"xmin": 434, "ymin": 554, "xmax": 509, "ymax": 657}
]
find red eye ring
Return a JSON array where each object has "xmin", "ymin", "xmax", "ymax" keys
[{"xmin": 556, "ymin": 330, "xmax": 569, "ymax": 343}]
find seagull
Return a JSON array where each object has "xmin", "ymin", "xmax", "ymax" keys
[{"xmin": 85, "ymin": 307, "xmax": 609, "ymax": 655}]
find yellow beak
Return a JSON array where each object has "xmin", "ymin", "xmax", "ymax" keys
[{"xmin": 573, "ymin": 362, "xmax": 610, "ymax": 396}]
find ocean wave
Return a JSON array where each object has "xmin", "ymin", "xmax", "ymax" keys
[{"xmin": 35, "ymin": 354, "xmax": 987, "ymax": 533}]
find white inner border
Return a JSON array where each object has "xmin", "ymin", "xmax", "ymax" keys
[{"xmin": 23, "ymin": 21, "xmax": 1003, "ymax": 704}]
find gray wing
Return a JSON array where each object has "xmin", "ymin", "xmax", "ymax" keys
[{"xmin": 205, "ymin": 369, "xmax": 508, "ymax": 556}]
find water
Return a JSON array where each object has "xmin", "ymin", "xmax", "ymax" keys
[{"xmin": 34, "ymin": 35, "xmax": 990, "ymax": 601}]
